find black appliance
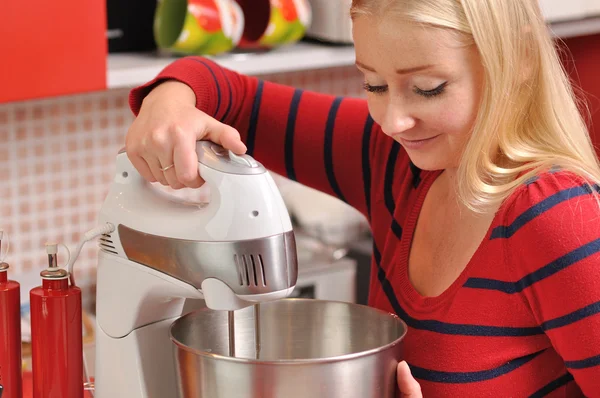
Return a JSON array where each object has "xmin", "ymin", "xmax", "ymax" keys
[{"xmin": 106, "ymin": 0, "xmax": 158, "ymax": 52}]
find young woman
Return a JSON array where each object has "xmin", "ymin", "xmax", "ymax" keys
[{"xmin": 124, "ymin": 0, "xmax": 600, "ymax": 395}]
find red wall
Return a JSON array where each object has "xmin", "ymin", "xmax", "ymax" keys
[
  {"xmin": 0, "ymin": 0, "xmax": 107, "ymax": 103},
  {"xmin": 561, "ymin": 34, "xmax": 600, "ymax": 154}
]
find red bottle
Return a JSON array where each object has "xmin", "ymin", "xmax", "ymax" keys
[
  {"xmin": 0, "ymin": 261, "xmax": 23, "ymax": 398},
  {"xmin": 30, "ymin": 243, "xmax": 83, "ymax": 398}
]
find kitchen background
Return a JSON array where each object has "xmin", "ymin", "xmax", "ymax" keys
[
  {"xmin": 0, "ymin": 66, "xmax": 369, "ymax": 310},
  {"xmin": 1, "ymin": 0, "xmax": 600, "ymax": 372}
]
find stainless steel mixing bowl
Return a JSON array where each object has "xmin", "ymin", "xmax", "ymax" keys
[{"xmin": 170, "ymin": 298, "xmax": 407, "ymax": 398}]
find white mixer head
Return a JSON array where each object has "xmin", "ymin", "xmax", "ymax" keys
[{"xmin": 97, "ymin": 141, "xmax": 298, "ymax": 310}]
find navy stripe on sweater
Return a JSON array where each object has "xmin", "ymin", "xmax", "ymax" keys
[
  {"xmin": 541, "ymin": 300, "xmax": 600, "ymax": 331},
  {"xmin": 522, "ymin": 166, "xmax": 561, "ymax": 189},
  {"xmin": 384, "ymin": 142, "xmax": 402, "ymax": 240},
  {"xmin": 529, "ymin": 373, "xmax": 574, "ymax": 397},
  {"xmin": 217, "ymin": 63, "xmax": 233, "ymax": 123},
  {"xmin": 191, "ymin": 58, "xmax": 221, "ymax": 120},
  {"xmin": 284, "ymin": 89, "xmax": 303, "ymax": 181},
  {"xmin": 464, "ymin": 238, "xmax": 600, "ymax": 293},
  {"xmin": 491, "ymin": 184, "xmax": 600, "ymax": 239},
  {"xmin": 373, "ymin": 242, "xmax": 406, "ymax": 321},
  {"xmin": 410, "ymin": 350, "xmax": 544, "ymax": 383},
  {"xmin": 362, "ymin": 115, "xmax": 374, "ymax": 220},
  {"xmin": 409, "ymin": 160, "xmax": 422, "ymax": 188},
  {"xmin": 324, "ymin": 97, "xmax": 346, "ymax": 203},
  {"xmin": 402, "ymin": 316, "xmax": 542, "ymax": 337},
  {"xmin": 384, "ymin": 142, "xmax": 400, "ymax": 214},
  {"xmin": 372, "ymin": 242, "xmax": 542, "ymax": 337},
  {"xmin": 391, "ymin": 220, "xmax": 403, "ymax": 240},
  {"xmin": 524, "ymin": 175, "xmax": 540, "ymax": 186},
  {"xmin": 246, "ymin": 80, "xmax": 264, "ymax": 156},
  {"xmin": 565, "ymin": 354, "xmax": 600, "ymax": 369}
]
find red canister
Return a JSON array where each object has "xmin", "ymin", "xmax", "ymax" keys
[
  {"xmin": 30, "ymin": 243, "xmax": 83, "ymax": 398},
  {"xmin": 0, "ymin": 261, "xmax": 23, "ymax": 398}
]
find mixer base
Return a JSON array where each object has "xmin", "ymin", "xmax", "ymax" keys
[{"xmin": 95, "ymin": 317, "xmax": 180, "ymax": 398}]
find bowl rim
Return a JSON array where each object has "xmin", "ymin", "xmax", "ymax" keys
[{"xmin": 169, "ymin": 298, "xmax": 408, "ymax": 365}]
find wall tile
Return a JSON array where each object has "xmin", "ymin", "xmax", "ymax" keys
[{"xmin": 0, "ymin": 66, "xmax": 365, "ymax": 310}]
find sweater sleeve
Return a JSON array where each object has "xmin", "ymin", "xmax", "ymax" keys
[
  {"xmin": 501, "ymin": 170, "xmax": 600, "ymax": 396},
  {"xmin": 128, "ymin": 56, "xmax": 377, "ymax": 219}
]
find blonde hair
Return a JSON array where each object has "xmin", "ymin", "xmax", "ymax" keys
[{"xmin": 351, "ymin": 0, "xmax": 600, "ymax": 212}]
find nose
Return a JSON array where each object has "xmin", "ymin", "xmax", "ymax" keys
[{"xmin": 380, "ymin": 105, "xmax": 416, "ymax": 137}]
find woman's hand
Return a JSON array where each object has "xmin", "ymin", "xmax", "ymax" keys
[
  {"xmin": 125, "ymin": 80, "xmax": 247, "ymax": 190},
  {"xmin": 397, "ymin": 361, "xmax": 422, "ymax": 397}
]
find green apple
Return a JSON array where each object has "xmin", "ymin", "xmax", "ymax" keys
[{"xmin": 259, "ymin": 6, "xmax": 307, "ymax": 48}]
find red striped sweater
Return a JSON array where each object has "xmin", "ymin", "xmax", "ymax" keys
[{"xmin": 129, "ymin": 56, "xmax": 600, "ymax": 397}]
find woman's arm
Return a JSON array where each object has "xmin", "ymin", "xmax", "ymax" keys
[
  {"xmin": 128, "ymin": 56, "xmax": 378, "ymax": 218},
  {"xmin": 497, "ymin": 170, "xmax": 600, "ymax": 395}
]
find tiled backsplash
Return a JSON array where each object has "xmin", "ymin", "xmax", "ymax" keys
[{"xmin": 0, "ymin": 65, "xmax": 365, "ymax": 310}]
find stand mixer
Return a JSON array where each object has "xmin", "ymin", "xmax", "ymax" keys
[{"xmin": 94, "ymin": 141, "xmax": 298, "ymax": 398}]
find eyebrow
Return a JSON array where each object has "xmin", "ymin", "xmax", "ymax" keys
[{"xmin": 355, "ymin": 61, "xmax": 435, "ymax": 75}]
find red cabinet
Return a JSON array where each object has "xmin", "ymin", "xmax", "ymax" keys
[
  {"xmin": 0, "ymin": 0, "xmax": 107, "ymax": 103},
  {"xmin": 562, "ymin": 34, "xmax": 600, "ymax": 151}
]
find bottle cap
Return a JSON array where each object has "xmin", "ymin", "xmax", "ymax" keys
[
  {"xmin": 0, "ymin": 229, "xmax": 8, "ymax": 263},
  {"xmin": 40, "ymin": 242, "xmax": 69, "ymax": 280},
  {"xmin": 40, "ymin": 268, "xmax": 68, "ymax": 279},
  {"xmin": 0, "ymin": 262, "xmax": 8, "ymax": 272},
  {"xmin": 46, "ymin": 242, "xmax": 58, "ymax": 254}
]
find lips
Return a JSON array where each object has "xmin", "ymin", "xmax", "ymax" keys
[
  {"xmin": 393, "ymin": 134, "xmax": 441, "ymax": 149},
  {"xmin": 394, "ymin": 134, "xmax": 439, "ymax": 142}
]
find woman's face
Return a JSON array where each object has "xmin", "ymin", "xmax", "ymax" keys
[{"xmin": 352, "ymin": 15, "xmax": 485, "ymax": 171}]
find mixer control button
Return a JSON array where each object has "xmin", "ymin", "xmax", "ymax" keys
[
  {"xmin": 229, "ymin": 150, "xmax": 258, "ymax": 168},
  {"xmin": 210, "ymin": 144, "xmax": 227, "ymax": 157}
]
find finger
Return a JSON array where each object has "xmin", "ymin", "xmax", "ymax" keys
[
  {"xmin": 397, "ymin": 361, "xmax": 422, "ymax": 398},
  {"xmin": 218, "ymin": 127, "xmax": 247, "ymax": 154},
  {"xmin": 149, "ymin": 129, "xmax": 184, "ymax": 189},
  {"xmin": 174, "ymin": 134, "xmax": 205, "ymax": 189},
  {"xmin": 127, "ymin": 153, "xmax": 157, "ymax": 183},
  {"xmin": 143, "ymin": 154, "xmax": 169, "ymax": 186},
  {"xmin": 200, "ymin": 116, "xmax": 247, "ymax": 154},
  {"xmin": 158, "ymin": 152, "xmax": 184, "ymax": 190},
  {"xmin": 162, "ymin": 165, "xmax": 184, "ymax": 190}
]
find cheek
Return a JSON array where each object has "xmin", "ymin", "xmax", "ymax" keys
[
  {"xmin": 366, "ymin": 91, "xmax": 480, "ymax": 139},
  {"xmin": 428, "ymin": 94, "xmax": 479, "ymax": 138},
  {"xmin": 366, "ymin": 97, "xmax": 386, "ymax": 125}
]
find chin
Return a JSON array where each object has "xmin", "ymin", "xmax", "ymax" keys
[{"xmin": 403, "ymin": 150, "xmax": 451, "ymax": 172}]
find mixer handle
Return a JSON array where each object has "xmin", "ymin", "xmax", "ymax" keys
[
  {"xmin": 195, "ymin": 141, "xmax": 266, "ymax": 176},
  {"xmin": 112, "ymin": 141, "xmax": 274, "ymax": 222},
  {"xmin": 117, "ymin": 141, "xmax": 265, "ymax": 179}
]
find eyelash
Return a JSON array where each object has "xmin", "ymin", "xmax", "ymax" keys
[{"xmin": 362, "ymin": 82, "xmax": 448, "ymax": 98}]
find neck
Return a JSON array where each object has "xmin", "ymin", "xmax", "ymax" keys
[
  {"xmin": 439, "ymin": 168, "xmax": 460, "ymax": 200},
  {"xmin": 440, "ymin": 167, "xmax": 502, "ymax": 218},
  {"xmin": 443, "ymin": 167, "xmax": 458, "ymax": 183}
]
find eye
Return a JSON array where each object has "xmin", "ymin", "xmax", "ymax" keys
[
  {"xmin": 362, "ymin": 82, "xmax": 388, "ymax": 95},
  {"xmin": 414, "ymin": 82, "xmax": 448, "ymax": 98}
]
